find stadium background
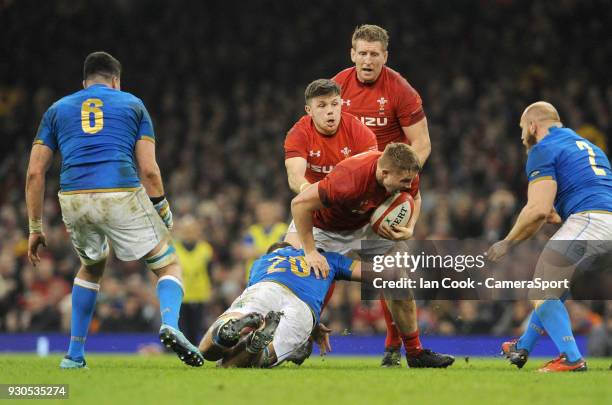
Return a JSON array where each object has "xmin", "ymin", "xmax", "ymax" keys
[{"xmin": 0, "ymin": 0, "xmax": 610, "ymax": 355}]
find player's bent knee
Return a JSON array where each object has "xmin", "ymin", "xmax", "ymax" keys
[
  {"xmin": 77, "ymin": 243, "xmax": 109, "ymax": 268},
  {"xmin": 144, "ymin": 240, "xmax": 178, "ymax": 272},
  {"xmin": 82, "ymin": 261, "xmax": 106, "ymax": 280}
]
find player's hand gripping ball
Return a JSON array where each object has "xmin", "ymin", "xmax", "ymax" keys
[{"xmin": 370, "ymin": 192, "xmax": 414, "ymax": 238}]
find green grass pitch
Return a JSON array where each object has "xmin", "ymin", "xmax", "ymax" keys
[{"xmin": 1, "ymin": 354, "xmax": 610, "ymax": 404}]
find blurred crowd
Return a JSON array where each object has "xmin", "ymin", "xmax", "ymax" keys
[{"xmin": 0, "ymin": 0, "xmax": 610, "ymax": 353}]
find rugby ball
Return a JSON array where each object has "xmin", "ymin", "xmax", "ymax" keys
[{"xmin": 370, "ymin": 192, "xmax": 414, "ymax": 235}]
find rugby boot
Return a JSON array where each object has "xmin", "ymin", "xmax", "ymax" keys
[
  {"xmin": 246, "ymin": 311, "xmax": 283, "ymax": 354},
  {"xmin": 407, "ymin": 349, "xmax": 455, "ymax": 368},
  {"xmin": 214, "ymin": 312, "xmax": 264, "ymax": 348},
  {"xmin": 538, "ymin": 354, "xmax": 587, "ymax": 372},
  {"xmin": 380, "ymin": 346, "xmax": 402, "ymax": 367},
  {"xmin": 159, "ymin": 324, "xmax": 204, "ymax": 367},
  {"xmin": 501, "ymin": 339, "xmax": 529, "ymax": 369},
  {"xmin": 59, "ymin": 355, "xmax": 87, "ymax": 369}
]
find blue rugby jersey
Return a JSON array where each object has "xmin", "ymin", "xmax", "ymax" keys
[
  {"xmin": 34, "ymin": 84, "xmax": 155, "ymax": 192},
  {"xmin": 526, "ymin": 127, "xmax": 612, "ymax": 220},
  {"xmin": 247, "ymin": 247, "xmax": 354, "ymax": 322}
]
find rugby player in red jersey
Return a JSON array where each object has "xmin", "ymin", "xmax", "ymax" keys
[
  {"xmin": 333, "ymin": 24, "xmax": 431, "ymax": 158},
  {"xmin": 333, "ymin": 25, "xmax": 432, "ymax": 366},
  {"xmin": 291, "ymin": 144, "xmax": 454, "ymax": 368},
  {"xmin": 284, "ymin": 78, "xmax": 377, "ymax": 247}
]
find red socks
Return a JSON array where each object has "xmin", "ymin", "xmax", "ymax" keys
[
  {"xmin": 380, "ymin": 298, "xmax": 401, "ymax": 348},
  {"xmin": 380, "ymin": 299, "xmax": 423, "ymax": 357},
  {"xmin": 401, "ymin": 330, "xmax": 423, "ymax": 357}
]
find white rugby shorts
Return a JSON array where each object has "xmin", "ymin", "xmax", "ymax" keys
[
  {"xmin": 531, "ymin": 211, "xmax": 612, "ymax": 300},
  {"xmin": 224, "ymin": 281, "xmax": 314, "ymax": 364},
  {"xmin": 548, "ymin": 211, "xmax": 612, "ymax": 261},
  {"xmin": 287, "ymin": 219, "xmax": 393, "ymax": 256},
  {"xmin": 58, "ymin": 187, "xmax": 169, "ymax": 264}
]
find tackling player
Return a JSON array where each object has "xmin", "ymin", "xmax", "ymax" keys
[
  {"xmin": 198, "ymin": 242, "xmax": 359, "ymax": 368},
  {"xmin": 25, "ymin": 52, "xmax": 204, "ymax": 368},
  {"xmin": 333, "ymin": 24, "xmax": 432, "ymax": 366},
  {"xmin": 291, "ymin": 143, "xmax": 454, "ymax": 368},
  {"xmin": 284, "ymin": 78, "xmax": 377, "ymax": 246},
  {"xmin": 488, "ymin": 101, "xmax": 612, "ymax": 372}
]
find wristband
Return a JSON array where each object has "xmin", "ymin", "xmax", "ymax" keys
[
  {"xmin": 150, "ymin": 195, "xmax": 166, "ymax": 204},
  {"xmin": 299, "ymin": 182, "xmax": 310, "ymax": 193},
  {"xmin": 153, "ymin": 198, "xmax": 173, "ymax": 229},
  {"xmin": 29, "ymin": 218, "xmax": 43, "ymax": 234}
]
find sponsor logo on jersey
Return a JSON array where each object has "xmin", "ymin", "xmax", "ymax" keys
[
  {"xmin": 309, "ymin": 150, "xmax": 321, "ymax": 158},
  {"xmin": 307, "ymin": 163, "xmax": 334, "ymax": 173},
  {"xmin": 341, "ymin": 146, "xmax": 351, "ymax": 157},
  {"xmin": 530, "ymin": 170, "xmax": 540, "ymax": 178},
  {"xmin": 342, "ymin": 99, "xmax": 351, "ymax": 106},
  {"xmin": 360, "ymin": 116, "xmax": 388, "ymax": 127}
]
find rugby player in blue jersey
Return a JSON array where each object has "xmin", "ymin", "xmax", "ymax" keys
[
  {"xmin": 198, "ymin": 242, "xmax": 361, "ymax": 368},
  {"xmin": 25, "ymin": 52, "xmax": 204, "ymax": 368},
  {"xmin": 488, "ymin": 101, "xmax": 612, "ymax": 372}
]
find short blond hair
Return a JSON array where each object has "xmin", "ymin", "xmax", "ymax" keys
[
  {"xmin": 352, "ymin": 24, "xmax": 389, "ymax": 51},
  {"xmin": 379, "ymin": 143, "xmax": 420, "ymax": 172}
]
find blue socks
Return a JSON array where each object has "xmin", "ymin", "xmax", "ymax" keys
[
  {"xmin": 67, "ymin": 279, "xmax": 99, "ymax": 361},
  {"xmin": 157, "ymin": 276, "xmax": 184, "ymax": 329},
  {"xmin": 516, "ymin": 294, "xmax": 568, "ymax": 353},
  {"xmin": 67, "ymin": 275, "xmax": 183, "ymax": 360},
  {"xmin": 516, "ymin": 310, "xmax": 545, "ymax": 352},
  {"xmin": 535, "ymin": 299, "xmax": 582, "ymax": 362}
]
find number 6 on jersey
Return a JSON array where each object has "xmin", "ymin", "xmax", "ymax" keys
[{"xmin": 81, "ymin": 98, "xmax": 104, "ymax": 134}]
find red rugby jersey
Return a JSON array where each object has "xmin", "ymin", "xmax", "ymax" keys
[
  {"xmin": 284, "ymin": 112, "xmax": 377, "ymax": 183},
  {"xmin": 333, "ymin": 66, "xmax": 425, "ymax": 150},
  {"xmin": 314, "ymin": 151, "xmax": 420, "ymax": 231}
]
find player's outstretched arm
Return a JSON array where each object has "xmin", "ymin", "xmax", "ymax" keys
[
  {"xmin": 487, "ymin": 179, "xmax": 557, "ymax": 261},
  {"xmin": 291, "ymin": 183, "xmax": 329, "ymax": 278},
  {"xmin": 25, "ymin": 144, "xmax": 54, "ymax": 266},
  {"xmin": 402, "ymin": 118, "xmax": 431, "ymax": 166},
  {"xmin": 285, "ymin": 157, "xmax": 310, "ymax": 194}
]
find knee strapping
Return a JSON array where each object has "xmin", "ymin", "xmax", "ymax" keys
[{"xmin": 145, "ymin": 242, "xmax": 177, "ymax": 271}]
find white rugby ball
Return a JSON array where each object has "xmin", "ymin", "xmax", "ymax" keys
[{"xmin": 370, "ymin": 192, "xmax": 414, "ymax": 235}]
